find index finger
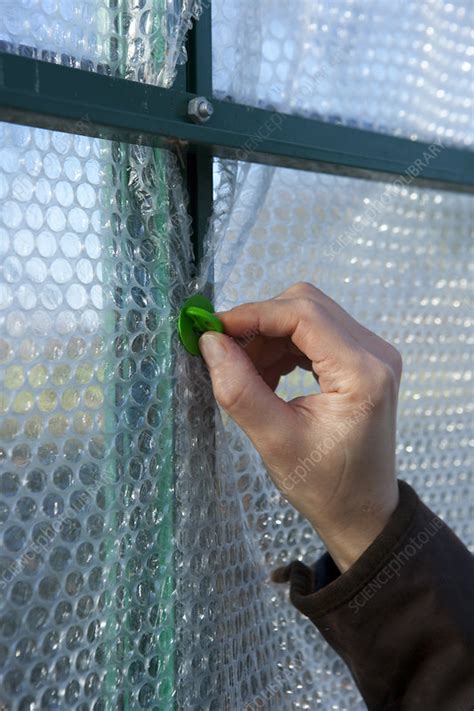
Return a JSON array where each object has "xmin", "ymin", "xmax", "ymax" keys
[{"xmin": 218, "ymin": 298, "xmax": 360, "ymax": 372}]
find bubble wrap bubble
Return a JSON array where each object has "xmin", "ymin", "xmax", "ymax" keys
[
  {"xmin": 213, "ymin": 0, "xmax": 473, "ymax": 148},
  {"xmin": 0, "ymin": 0, "xmax": 202, "ymax": 86}
]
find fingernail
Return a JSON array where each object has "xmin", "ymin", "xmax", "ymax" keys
[{"xmin": 199, "ymin": 333, "xmax": 227, "ymax": 367}]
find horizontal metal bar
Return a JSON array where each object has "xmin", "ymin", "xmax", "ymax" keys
[{"xmin": 1, "ymin": 53, "xmax": 473, "ymax": 193}]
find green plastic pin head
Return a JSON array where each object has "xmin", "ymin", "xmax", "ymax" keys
[{"xmin": 178, "ymin": 294, "xmax": 224, "ymax": 356}]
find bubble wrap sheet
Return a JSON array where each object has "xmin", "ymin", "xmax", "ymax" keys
[
  {"xmin": 213, "ymin": 0, "xmax": 473, "ymax": 148},
  {"xmin": 0, "ymin": 2, "xmax": 473, "ymax": 711},
  {"xmin": 0, "ymin": 124, "xmax": 195, "ymax": 709},
  {"xmin": 210, "ymin": 167, "xmax": 474, "ymax": 710}
]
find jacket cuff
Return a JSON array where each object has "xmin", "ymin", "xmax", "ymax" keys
[{"xmin": 272, "ymin": 479, "xmax": 422, "ymax": 619}]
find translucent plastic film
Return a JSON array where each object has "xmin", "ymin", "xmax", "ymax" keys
[
  {"xmin": 208, "ymin": 164, "xmax": 473, "ymax": 709},
  {"xmin": 213, "ymin": 0, "xmax": 474, "ymax": 148},
  {"xmin": 5, "ymin": 142, "xmax": 472, "ymax": 710},
  {"xmin": 0, "ymin": 0, "xmax": 202, "ymax": 86},
  {"xmin": 0, "ymin": 130, "xmax": 297, "ymax": 708},
  {"xmin": 0, "ymin": 121, "xmax": 198, "ymax": 708},
  {"xmin": 0, "ymin": 2, "xmax": 200, "ymax": 706}
]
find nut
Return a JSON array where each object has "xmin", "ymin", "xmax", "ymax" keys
[{"xmin": 187, "ymin": 97, "xmax": 214, "ymax": 123}]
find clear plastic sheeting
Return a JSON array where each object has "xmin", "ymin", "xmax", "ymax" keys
[
  {"xmin": 0, "ymin": 121, "xmax": 296, "ymax": 710},
  {"xmin": 0, "ymin": 122, "xmax": 195, "ymax": 708},
  {"xmin": 0, "ymin": 2, "xmax": 201, "ymax": 706},
  {"xmin": 0, "ymin": 0, "xmax": 202, "ymax": 86},
  {"xmin": 209, "ymin": 164, "xmax": 473, "ymax": 709},
  {"xmin": 212, "ymin": 0, "xmax": 474, "ymax": 148}
]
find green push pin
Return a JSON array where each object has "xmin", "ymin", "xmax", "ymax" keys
[{"xmin": 178, "ymin": 294, "xmax": 224, "ymax": 356}]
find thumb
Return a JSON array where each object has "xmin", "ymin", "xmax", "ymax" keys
[{"xmin": 199, "ymin": 332, "xmax": 293, "ymax": 448}]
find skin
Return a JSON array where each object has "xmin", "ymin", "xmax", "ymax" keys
[{"xmin": 198, "ymin": 282, "xmax": 402, "ymax": 572}]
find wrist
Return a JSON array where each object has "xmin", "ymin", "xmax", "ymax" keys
[{"xmin": 313, "ymin": 483, "xmax": 400, "ymax": 573}]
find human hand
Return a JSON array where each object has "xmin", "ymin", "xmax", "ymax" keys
[{"xmin": 199, "ymin": 283, "xmax": 402, "ymax": 572}]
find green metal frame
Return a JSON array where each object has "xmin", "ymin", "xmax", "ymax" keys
[
  {"xmin": 1, "ymin": 50, "xmax": 473, "ymax": 195},
  {"xmin": 183, "ymin": 4, "xmax": 214, "ymax": 266}
]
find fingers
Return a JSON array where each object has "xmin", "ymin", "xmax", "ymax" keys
[
  {"xmin": 275, "ymin": 282, "xmax": 402, "ymax": 378},
  {"xmin": 218, "ymin": 283, "xmax": 402, "ymax": 387},
  {"xmin": 199, "ymin": 332, "xmax": 296, "ymax": 451},
  {"xmin": 242, "ymin": 334, "xmax": 312, "ymax": 390},
  {"xmin": 218, "ymin": 296, "xmax": 361, "ymax": 384}
]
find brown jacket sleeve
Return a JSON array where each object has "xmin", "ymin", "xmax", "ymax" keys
[{"xmin": 273, "ymin": 480, "xmax": 474, "ymax": 710}]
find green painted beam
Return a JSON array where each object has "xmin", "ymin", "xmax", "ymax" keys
[
  {"xmin": 184, "ymin": 3, "xmax": 214, "ymax": 267},
  {"xmin": 0, "ymin": 52, "xmax": 473, "ymax": 193}
]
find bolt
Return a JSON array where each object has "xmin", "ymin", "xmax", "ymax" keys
[{"xmin": 187, "ymin": 96, "xmax": 214, "ymax": 123}]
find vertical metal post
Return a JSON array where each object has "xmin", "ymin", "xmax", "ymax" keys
[{"xmin": 184, "ymin": 2, "xmax": 214, "ymax": 268}]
